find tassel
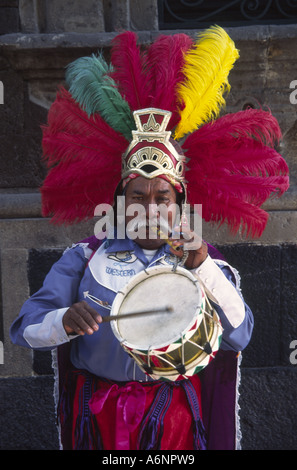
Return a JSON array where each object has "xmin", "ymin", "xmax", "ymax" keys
[
  {"xmin": 180, "ymin": 380, "xmax": 207, "ymax": 450},
  {"xmin": 73, "ymin": 374, "xmax": 103, "ymax": 450},
  {"xmin": 137, "ymin": 384, "xmax": 173, "ymax": 450}
]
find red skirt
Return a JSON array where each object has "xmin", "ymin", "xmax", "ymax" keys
[{"xmin": 58, "ymin": 368, "xmax": 206, "ymax": 451}]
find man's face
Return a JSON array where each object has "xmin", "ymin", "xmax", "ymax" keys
[{"xmin": 124, "ymin": 176, "xmax": 178, "ymax": 250}]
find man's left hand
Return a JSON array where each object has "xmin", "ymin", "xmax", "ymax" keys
[{"xmin": 169, "ymin": 226, "xmax": 208, "ymax": 269}]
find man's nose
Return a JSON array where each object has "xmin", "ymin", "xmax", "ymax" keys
[{"xmin": 146, "ymin": 203, "xmax": 159, "ymax": 220}]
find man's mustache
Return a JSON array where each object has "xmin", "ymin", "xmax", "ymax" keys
[{"xmin": 126, "ymin": 216, "xmax": 172, "ymax": 239}]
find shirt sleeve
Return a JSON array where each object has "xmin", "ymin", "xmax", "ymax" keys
[
  {"xmin": 9, "ymin": 244, "xmax": 92, "ymax": 350},
  {"xmin": 191, "ymin": 255, "xmax": 254, "ymax": 352}
]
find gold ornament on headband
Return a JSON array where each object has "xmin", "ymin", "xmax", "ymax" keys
[{"xmin": 122, "ymin": 108, "xmax": 186, "ymax": 183}]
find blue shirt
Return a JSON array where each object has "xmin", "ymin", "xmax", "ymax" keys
[{"xmin": 10, "ymin": 236, "xmax": 254, "ymax": 381}]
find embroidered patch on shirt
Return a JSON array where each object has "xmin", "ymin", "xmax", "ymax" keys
[{"xmin": 107, "ymin": 251, "xmax": 137, "ymax": 264}]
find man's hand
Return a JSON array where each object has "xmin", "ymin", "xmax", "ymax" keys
[
  {"xmin": 169, "ymin": 225, "xmax": 208, "ymax": 269},
  {"xmin": 63, "ymin": 301, "xmax": 102, "ymax": 336}
]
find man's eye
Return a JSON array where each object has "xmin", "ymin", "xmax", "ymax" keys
[{"xmin": 158, "ymin": 197, "xmax": 170, "ymax": 203}]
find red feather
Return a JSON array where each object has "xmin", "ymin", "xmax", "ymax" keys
[
  {"xmin": 41, "ymin": 159, "xmax": 121, "ymax": 224},
  {"xmin": 189, "ymin": 171, "xmax": 288, "ymax": 204},
  {"xmin": 187, "ymin": 141, "xmax": 289, "ymax": 179},
  {"xmin": 189, "ymin": 184, "xmax": 269, "ymax": 238},
  {"xmin": 40, "ymin": 87, "xmax": 128, "ymax": 224},
  {"xmin": 183, "ymin": 108, "xmax": 289, "ymax": 237},
  {"xmin": 42, "ymin": 88, "xmax": 128, "ymax": 165},
  {"xmin": 110, "ymin": 31, "xmax": 152, "ymax": 110},
  {"xmin": 186, "ymin": 108, "xmax": 282, "ymax": 148},
  {"xmin": 145, "ymin": 34, "xmax": 193, "ymax": 129}
]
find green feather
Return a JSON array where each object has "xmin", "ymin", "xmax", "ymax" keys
[{"xmin": 65, "ymin": 54, "xmax": 135, "ymax": 140}]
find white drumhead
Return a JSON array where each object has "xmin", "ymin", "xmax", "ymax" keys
[{"xmin": 110, "ymin": 265, "xmax": 203, "ymax": 350}]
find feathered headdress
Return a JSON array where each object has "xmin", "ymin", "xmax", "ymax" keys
[{"xmin": 41, "ymin": 26, "xmax": 289, "ymax": 238}]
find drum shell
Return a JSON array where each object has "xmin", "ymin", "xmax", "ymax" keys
[{"xmin": 110, "ymin": 265, "xmax": 223, "ymax": 381}]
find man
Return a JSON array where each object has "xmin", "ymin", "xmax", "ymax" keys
[
  {"xmin": 63, "ymin": 175, "xmax": 212, "ymax": 338},
  {"xmin": 10, "ymin": 27, "xmax": 289, "ymax": 450},
  {"xmin": 10, "ymin": 172, "xmax": 253, "ymax": 451}
]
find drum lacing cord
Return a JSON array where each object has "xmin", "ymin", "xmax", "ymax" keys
[
  {"xmin": 172, "ymin": 249, "xmax": 189, "ymax": 272},
  {"xmin": 133, "ymin": 361, "xmax": 149, "ymax": 382}
]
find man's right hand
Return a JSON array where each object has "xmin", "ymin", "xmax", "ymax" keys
[{"xmin": 63, "ymin": 301, "xmax": 102, "ymax": 336}]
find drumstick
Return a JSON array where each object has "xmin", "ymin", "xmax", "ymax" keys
[{"xmin": 102, "ymin": 306, "xmax": 173, "ymax": 322}]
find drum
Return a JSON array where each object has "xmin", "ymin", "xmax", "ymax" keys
[{"xmin": 110, "ymin": 265, "xmax": 223, "ymax": 381}]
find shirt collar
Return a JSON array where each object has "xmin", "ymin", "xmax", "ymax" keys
[{"xmin": 104, "ymin": 234, "xmax": 172, "ymax": 264}]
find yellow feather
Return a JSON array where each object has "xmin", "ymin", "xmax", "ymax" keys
[{"xmin": 174, "ymin": 25, "xmax": 240, "ymax": 140}]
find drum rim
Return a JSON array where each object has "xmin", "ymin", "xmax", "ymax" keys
[{"xmin": 110, "ymin": 265, "xmax": 204, "ymax": 350}]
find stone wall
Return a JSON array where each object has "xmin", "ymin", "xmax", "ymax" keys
[{"xmin": 0, "ymin": 1, "xmax": 297, "ymax": 450}]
